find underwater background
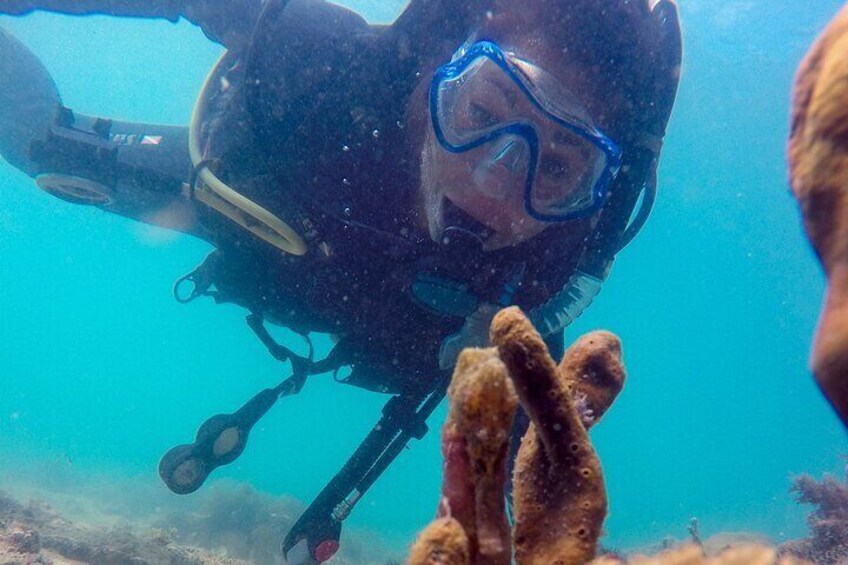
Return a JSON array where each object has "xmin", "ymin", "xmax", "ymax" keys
[{"xmin": 0, "ymin": 0, "xmax": 846, "ymax": 561}]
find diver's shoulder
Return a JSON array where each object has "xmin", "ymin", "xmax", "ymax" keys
[{"xmin": 277, "ymin": 0, "xmax": 373, "ymax": 37}]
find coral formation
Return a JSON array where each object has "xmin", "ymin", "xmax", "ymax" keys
[
  {"xmin": 406, "ymin": 307, "xmax": 825, "ymax": 565},
  {"xmin": 591, "ymin": 542, "xmax": 809, "ymax": 564},
  {"xmin": 408, "ymin": 306, "xmax": 625, "ymax": 564},
  {"xmin": 779, "ymin": 473, "xmax": 848, "ymax": 564},
  {"xmin": 787, "ymin": 2, "xmax": 848, "ymax": 428}
]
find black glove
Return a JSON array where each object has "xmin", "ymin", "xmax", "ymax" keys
[
  {"xmin": 0, "ymin": 26, "xmax": 60, "ymax": 176},
  {"xmin": 0, "ymin": 1, "xmax": 183, "ymax": 21},
  {"xmin": 0, "ymin": 0, "xmax": 262, "ymax": 49}
]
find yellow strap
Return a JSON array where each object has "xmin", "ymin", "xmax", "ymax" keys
[{"xmin": 188, "ymin": 52, "xmax": 307, "ymax": 256}]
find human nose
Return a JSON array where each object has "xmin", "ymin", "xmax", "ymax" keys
[
  {"xmin": 493, "ymin": 138, "xmax": 526, "ymax": 172},
  {"xmin": 471, "ymin": 138, "xmax": 528, "ymax": 201}
]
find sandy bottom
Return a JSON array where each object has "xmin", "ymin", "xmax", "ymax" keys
[
  {"xmin": 0, "ymin": 483, "xmax": 790, "ymax": 565},
  {"xmin": 1, "ymin": 462, "xmax": 841, "ymax": 565},
  {"xmin": 0, "ymin": 471, "xmax": 403, "ymax": 565},
  {"xmin": 0, "ymin": 488, "xmax": 248, "ymax": 565}
]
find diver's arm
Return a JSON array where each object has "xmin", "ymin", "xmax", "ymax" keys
[
  {"xmin": 1, "ymin": 0, "xmax": 181, "ymax": 20},
  {"xmin": 0, "ymin": 0, "xmax": 262, "ymax": 49},
  {"xmin": 0, "ymin": 26, "xmax": 209, "ymax": 240},
  {"xmin": 181, "ymin": 0, "xmax": 262, "ymax": 48}
]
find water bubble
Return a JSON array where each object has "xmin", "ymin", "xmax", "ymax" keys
[
  {"xmin": 342, "ymin": 178, "xmax": 351, "ymax": 186},
  {"xmin": 372, "ymin": 129, "xmax": 380, "ymax": 139},
  {"xmin": 344, "ymin": 207, "xmax": 352, "ymax": 216},
  {"xmin": 342, "ymin": 144, "xmax": 350, "ymax": 152}
]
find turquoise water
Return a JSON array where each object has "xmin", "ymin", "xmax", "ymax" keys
[{"xmin": 0, "ymin": 0, "xmax": 845, "ymax": 560}]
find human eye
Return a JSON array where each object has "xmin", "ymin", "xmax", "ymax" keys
[{"xmin": 539, "ymin": 154, "xmax": 569, "ymax": 184}]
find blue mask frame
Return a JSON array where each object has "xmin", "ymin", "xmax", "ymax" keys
[{"xmin": 429, "ymin": 40, "xmax": 623, "ymax": 222}]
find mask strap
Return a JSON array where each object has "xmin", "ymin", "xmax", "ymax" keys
[
  {"xmin": 614, "ymin": 178, "xmax": 656, "ymax": 253},
  {"xmin": 613, "ymin": 134, "xmax": 662, "ymax": 253}
]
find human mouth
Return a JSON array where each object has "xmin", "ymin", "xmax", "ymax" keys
[{"xmin": 440, "ymin": 197, "xmax": 493, "ymax": 245}]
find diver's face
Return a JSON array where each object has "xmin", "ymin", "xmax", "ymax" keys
[
  {"xmin": 420, "ymin": 122, "xmax": 546, "ymax": 250},
  {"xmin": 418, "ymin": 47, "xmax": 601, "ymax": 251}
]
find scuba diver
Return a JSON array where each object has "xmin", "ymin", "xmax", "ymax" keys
[{"xmin": 0, "ymin": 0, "xmax": 682, "ymax": 562}]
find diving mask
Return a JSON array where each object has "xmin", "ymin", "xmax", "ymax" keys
[{"xmin": 430, "ymin": 40, "xmax": 622, "ymax": 222}]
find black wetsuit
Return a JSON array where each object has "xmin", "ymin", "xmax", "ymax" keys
[
  {"xmin": 1, "ymin": 0, "xmax": 574, "ymax": 396},
  {"xmin": 201, "ymin": 0, "xmax": 576, "ymax": 392}
]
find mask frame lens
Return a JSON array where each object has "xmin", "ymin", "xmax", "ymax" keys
[{"xmin": 430, "ymin": 40, "xmax": 622, "ymax": 222}]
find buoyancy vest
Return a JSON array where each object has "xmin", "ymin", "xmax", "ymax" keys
[{"xmin": 183, "ymin": 0, "xmax": 682, "ymax": 394}]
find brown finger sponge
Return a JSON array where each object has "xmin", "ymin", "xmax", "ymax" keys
[
  {"xmin": 443, "ymin": 347, "xmax": 517, "ymax": 564},
  {"xmin": 559, "ymin": 330, "xmax": 626, "ymax": 428},
  {"xmin": 491, "ymin": 307, "xmax": 608, "ymax": 565},
  {"xmin": 408, "ymin": 517, "xmax": 471, "ymax": 565}
]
